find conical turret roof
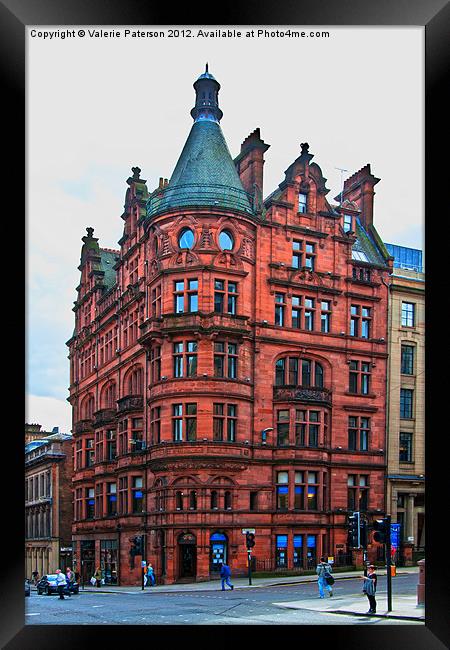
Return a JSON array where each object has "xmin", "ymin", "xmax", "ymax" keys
[{"xmin": 147, "ymin": 67, "xmax": 253, "ymax": 217}]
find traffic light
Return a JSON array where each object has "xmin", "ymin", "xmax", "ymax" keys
[
  {"xmin": 129, "ymin": 535, "xmax": 143, "ymax": 556},
  {"xmin": 246, "ymin": 532, "xmax": 255, "ymax": 550},
  {"xmin": 373, "ymin": 518, "xmax": 388, "ymax": 544},
  {"xmin": 348, "ymin": 511, "xmax": 360, "ymax": 548},
  {"xmin": 360, "ymin": 519, "xmax": 368, "ymax": 549}
]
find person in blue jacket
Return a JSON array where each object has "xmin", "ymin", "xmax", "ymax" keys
[{"xmin": 219, "ymin": 562, "xmax": 234, "ymax": 591}]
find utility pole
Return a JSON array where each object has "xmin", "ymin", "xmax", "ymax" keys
[
  {"xmin": 386, "ymin": 515, "xmax": 392, "ymax": 612},
  {"xmin": 247, "ymin": 549, "xmax": 252, "ymax": 586}
]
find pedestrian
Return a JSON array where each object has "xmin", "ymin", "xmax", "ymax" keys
[
  {"xmin": 32, "ymin": 569, "xmax": 39, "ymax": 585},
  {"xmin": 362, "ymin": 564, "xmax": 377, "ymax": 614},
  {"xmin": 316, "ymin": 556, "xmax": 333, "ymax": 598},
  {"xmin": 66, "ymin": 567, "xmax": 74, "ymax": 595},
  {"xmin": 147, "ymin": 563, "xmax": 156, "ymax": 586},
  {"xmin": 94, "ymin": 566, "xmax": 103, "ymax": 588},
  {"xmin": 219, "ymin": 562, "xmax": 234, "ymax": 591},
  {"xmin": 55, "ymin": 569, "xmax": 67, "ymax": 600}
]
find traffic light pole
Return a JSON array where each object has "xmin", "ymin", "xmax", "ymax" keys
[
  {"xmin": 247, "ymin": 550, "xmax": 252, "ymax": 586},
  {"xmin": 385, "ymin": 515, "xmax": 392, "ymax": 612}
]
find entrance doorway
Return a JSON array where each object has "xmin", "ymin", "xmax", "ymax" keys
[
  {"xmin": 80, "ymin": 540, "xmax": 95, "ymax": 587},
  {"xmin": 178, "ymin": 532, "xmax": 196, "ymax": 579}
]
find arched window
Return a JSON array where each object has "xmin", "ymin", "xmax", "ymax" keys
[
  {"xmin": 211, "ymin": 490, "xmax": 218, "ymax": 510},
  {"xmin": 224, "ymin": 491, "xmax": 232, "ymax": 510},
  {"xmin": 275, "ymin": 356, "xmax": 324, "ymax": 388},
  {"xmin": 127, "ymin": 367, "xmax": 143, "ymax": 395},
  {"xmin": 176, "ymin": 491, "xmax": 183, "ymax": 511},
  {"xmin": 102, "ymin": 383, "xmax": 116, "ymax": 409},
  {"xmin": 82, "ymin": 395, "xmax": 95, "ymax": 419},
  {"xmin": 189, "ymin": 490, "xmax": 197, "ymax": 510}
]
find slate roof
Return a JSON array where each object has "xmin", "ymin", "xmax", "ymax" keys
[
  {"xmin": 147, "ymin": 120, "xmax": 254, "ymax": 217},
  {"xmin": 352, "ymin": 218, "xmax": 387, "ymax": 266}
]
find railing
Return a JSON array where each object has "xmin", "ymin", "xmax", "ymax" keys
[
  {"xmin": 93, "ymin": 408, "xmax": 117, "ymax": 427},
  {"xmin": 273, "ymin": 386, "xmax": 332, "ymax": 405},
  {"xmin": 74, "ymin": 419, "xmax": 94, "ymax": 434},
  {"xmin": 117, "ymin": 395, "xmax": 144, "ymax": 414},
  {"xmin": 146, "ymin": 183, "xmax": 254, "ymax": 218}
]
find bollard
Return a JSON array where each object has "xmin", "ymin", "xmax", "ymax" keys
[{"xmin": 417, "ymin": 558, "xmax": 425, "ymax": 605}]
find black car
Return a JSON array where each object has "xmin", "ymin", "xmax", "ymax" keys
[
  {"xmin": 36, "ymin": 574, "xmax": 79, "ymax": 595},
  {"xmin": 25, "ymin": 580, "xmax": 31, "ymax": 597}
]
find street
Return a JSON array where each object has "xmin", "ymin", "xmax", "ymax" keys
[{"xmin": 26, "ymin": 573, "xmax": 424, "ymax": 625}]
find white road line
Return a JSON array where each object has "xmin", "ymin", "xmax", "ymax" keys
[{"xmin": 26, "ymin": 613, "xmax": 40, "ymax": 616}]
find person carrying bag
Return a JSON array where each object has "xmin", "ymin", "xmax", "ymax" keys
[
  {"xmin": 316, "ymin": 557, "xmax": 333, "ymax": 598},
  {"xmin": 362, "ymin": 564, "xmax": 378, "ymax": 614}
]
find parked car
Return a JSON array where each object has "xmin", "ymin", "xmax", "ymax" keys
[
  {"xmin": 25, "ymin": 580, "xmax": 31, "ymax": 597},
  {"xmin": 36, "ymin": 574, "xmax": 79, "ymax": 595}
]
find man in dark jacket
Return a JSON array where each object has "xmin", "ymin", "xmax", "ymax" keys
[{"xmin": 219, "ymin": 562, "xmax": 234, "ymax": 591}]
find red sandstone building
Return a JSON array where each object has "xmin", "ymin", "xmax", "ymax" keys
[{"xmin": 68, "ymin": 67, "xmax": 393, "ymax": 585}]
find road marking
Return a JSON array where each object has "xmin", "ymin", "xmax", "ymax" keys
[{"xmin": 26, "ymin": 613, "xmax": 40, "ymax": 616}]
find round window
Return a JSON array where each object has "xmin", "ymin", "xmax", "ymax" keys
[
  {"xmin": 178, "ymin": 228, "xmax": 195, "ymax": 249},
  {"xmin": 219, "ymin": 230, "xmax": 234, "ymax": 251}
]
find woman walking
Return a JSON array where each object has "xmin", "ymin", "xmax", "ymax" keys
[
  {"xmin": 94, "ymin": 566, "xmax": 103, "ymax": 588},
  {"xmin": 316, "ymin": 557, "xmax": 333, "ymax": 598}
]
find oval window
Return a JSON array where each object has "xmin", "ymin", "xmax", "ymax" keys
[
  {"xmin": 178, "ymin": 228, "xmax": 194, "ymax": 250},
  {"xmin": 219, "ymin": 230, "xmax": 234, "ymax": 251}
]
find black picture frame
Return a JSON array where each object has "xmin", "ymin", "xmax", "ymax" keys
[{"xmin": 1, "ymin": 0, "xmax": 447, "ymax": 647}]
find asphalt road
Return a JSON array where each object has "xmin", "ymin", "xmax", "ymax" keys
[{"xmin": 25, "ymin": 574, "xmax": 421, "ymax": 626}]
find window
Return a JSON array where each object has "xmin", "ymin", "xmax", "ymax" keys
[
  {"xmin": 348, "ymin": 416, "xmax": 370, "ymax": 451},
  {"xmin": 293, "ymin": 534, "xmax": 304, "ymax": 567},
  {"xmin": 118, "ymin": 418, "xmax": 128, "ymax": 455},
  {"xmin": 349, "ymin": 360, "xmax": 371, "ymax": 395},
  {"xmin": 105, "ymin": 429, "xmax": 116, "ymax": 460},
  {"xmin": 294, "ymin": 471, "xmax": 304, "ymax": 509},
  {"xmin": 352, "ymin": 266, "xmax": 371, "ymax": 282},
  {"xmin": 304, "ymin": 298, "xmax": 315, "ymax": 331},
  {"xmin": 305, "ymin": 243, "xmax": 316, "ymax": 270},
  {"xmin": 132, "ymin": 476, "xmax": 143, "ymax": 513},
  {"xmin": 151, "ymin": 345, "xmax": 161, "ymax": 382},
  {"xmin": 401, "ymin": 302, "xmax": 415, "ymax": 327},
  {"xmin": 276, "ymin": 535, "xmax": 288, "ymax": 567},
  {"xmin": 214, "ymin": 341, "xmax": 238, "ymax": 379},
  {"xmin": 348, "ymin": 474, "xmax": 369, "ymax": 511},
  {"xmin": 274, "ymin": 356, "xmax": 324, "ymax": 388},
  {"xmin": 292, "ymin": 240, "xmax": 303, "ymax": 268},
  {"xmin": 290, "ymin": 294, "xmax": 321, "ymax": 330},
  {"xmin": 173, "ymin": 340, "xmax": 198, "ymax": 378},
  {"xmin": 210, "ymin": 490, "xmax": 218, "ymax": 509},
  {"xmin": 151, "ymin": 284, "xmax": 162, "ymax": 318},
  {"xmin": 176, "ymin": 491, "xmax": 184, "ymax": 510},
  {"xmin": 107, "ymin": 482, "xmax": 117, "ymax": 516},
  {"xmin": 250, "ymin": 491, "xmax": 258, "ymax": 511},
  {"xmin": 214, "ymin": 279, "xmax": 238, "ymax": 315},
  {"xmin": 275, "ymin": 293, "xmax": 286, "ymax": 326},
  {"xmin": 95, "ymin": 431, "xmax": 104, "ymax": 463},
  {"xmin": 401, "ymin": 345, "xmax": 414, "ymax": 375},
  {"xmin": 343, "ymin": 214, "xmax": 353, "ymax": 233},
  {"xmin": 224, "ymin": 491, "xmax": 232, "ymax": 510},
  {"xmin": 130, "ymin": 417, "xmax": 144, "ymax": 451},
  {"xmin": 307, "ymin": 472, "xmax": 318, "ymax": 510},
  {"xmin": 86, "ymin": 488, "xmax": 95, "ymax": 519},
  {"xmin": 399, "ymin": 432, "xmax": 413, "ymax": 462},
  {"xmin": 173, "ymin": 279, "xmax": 198, "ymax": 313},
  {"xmin": 350, "ymin": 305, "xmax": 359, "ymax": 336},
  {"xmin": 276, "ymin": 410, "xmax": 290, "ymax": 446},
  {"xmin": 219, "ymin": 230, "xmax": 234, "ymax": 251},
  {"xmin": 400, "ymin": 388, "xmax": 413, "ymax": 418},
  {"xmin": 85, "ymin": 438, "xmax": 94, "ymax": 467},
  {"xmin": 295, "ymin": 410, "xmax": 320, "ymax": 447},
  {"xmin": 298, "ymin": 192, "xmax": 307, "ymax": 214},
  {"xmin": 178, "ymin": 228, "xmax": 195, "ymax": 249},
  {"xmin": 320, "ymin": 300, "xmax": 331, "ymax": 333},
  {"xmin": 189, "ymin": 490, "xmax": 197, "ymax": 510},
  {"xmin": 276, "ymin": 471, "xmax": 289, "ymax": 510},
  {"xmin": 118, "ymin": 477, "xmax": 128, "ymax": 514},
  {"xmin": 151, "ymin": 407, "xmax": 161, "ymax": 444},
  {"xmin": 172, "ymin": 403, "xmax": 197, "ymax": 441}
]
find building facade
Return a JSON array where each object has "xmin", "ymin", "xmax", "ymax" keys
[
  {"xmin": 68, "ymin": 68, "xmax": 393, "ymax": 585},
  {"xmin": 384, "ymin": 245, "xmax": 425, "ymax": 564},
  {"xmin": 25, "ymin": 426, "xmax": 73, "ymax": 578}
]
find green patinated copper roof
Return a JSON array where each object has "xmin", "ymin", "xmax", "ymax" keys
[
  {"xmin": 352, "ymin": 218, "xmax": 387, "ymax": 266},
  {"xmin": 147, "ymin": 120, "xmax": 253, "ymax": 217}
]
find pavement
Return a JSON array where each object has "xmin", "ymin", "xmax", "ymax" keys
[{"xmin": 39, "ymin": 567, "xmax": 423, "ymax": 622}]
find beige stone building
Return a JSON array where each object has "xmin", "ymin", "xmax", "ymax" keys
[
  {"xmin": 25, "ymin": 425, "xmax": 73, "ymax": 579},
  {"xmin": 385, "ymin": 245, "xmax": 424, "ymax": 564}
]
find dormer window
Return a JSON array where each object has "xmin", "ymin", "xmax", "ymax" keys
[
  {"xmin": 298, "ymin": 193, "xmax": 307, "ymax": 214},
  {"xmin": 343, "ymin": 214, "xmax": 353, "ymax": 233}
]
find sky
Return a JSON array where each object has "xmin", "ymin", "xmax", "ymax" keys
[{"xmin": 27, "ymin": 26, "xmax": 424, "ymax": 433}]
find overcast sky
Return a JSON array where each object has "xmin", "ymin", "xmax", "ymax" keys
[{"xmin": 27, "ymin": 26, "xmax": 424, "ymax": 433}]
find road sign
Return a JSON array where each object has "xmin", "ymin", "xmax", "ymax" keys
[
  {"xmin": 390, "ymin": 523, "xmax": 401, "ymax": 548},
  {"xmin": 242, "ymin": 528, "xmax": 255, "ymax": 534}
]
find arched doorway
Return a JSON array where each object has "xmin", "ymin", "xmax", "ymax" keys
[
  {"xmin": 210, "ymin": 532, "xmax": 228, "ymax": 573},
  {"xmin": 178, "ymin": 532, "xmax": 196, "ymax": 580}
]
